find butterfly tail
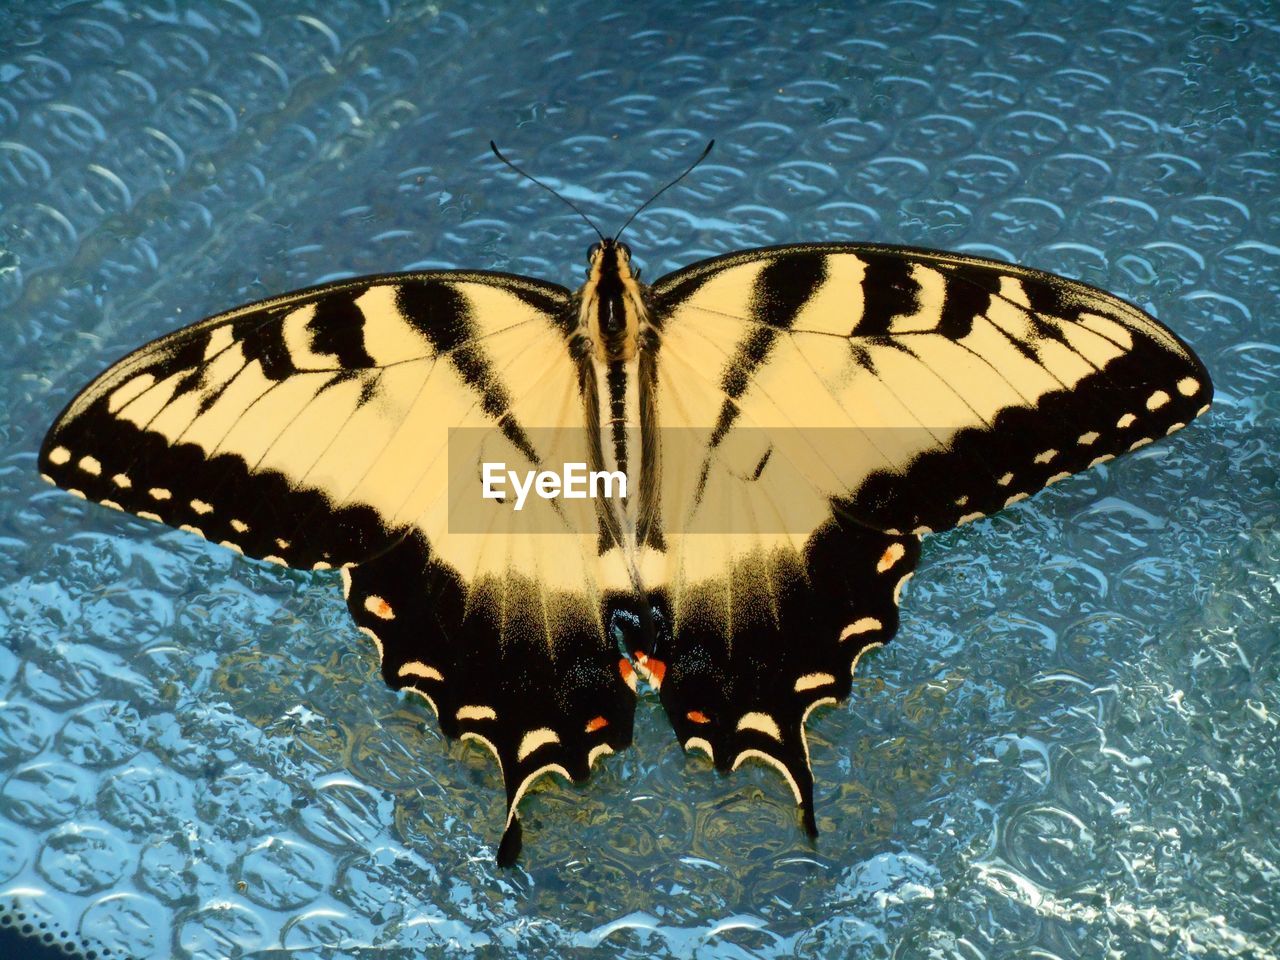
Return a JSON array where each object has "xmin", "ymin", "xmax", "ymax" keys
[{"xmin": 497, "ymin": 816, "xmax": 524, "ymax": 868}]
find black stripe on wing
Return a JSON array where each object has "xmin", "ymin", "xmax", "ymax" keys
[
  {"xmin": 712, "ymin": 251, "xmax": 825, "ymax": 440},
  {"xmin": 396, "ymin": 282, "xmax": 540, "ymax": 462},
  {"xmin": 851, "ymin": 252, "xmax": 919, "ymax": 337},
  {"xmin": 694, "ymin": 252, "xmax": 828, "ymax": 503},
  {"xmin": 342, "ymin": 531, "xmax": 635, "ymax": 866}
]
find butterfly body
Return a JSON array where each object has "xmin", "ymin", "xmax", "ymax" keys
[{"xmin": 41, "ymin": 224, "xmax": 1211, "ymax": 865}]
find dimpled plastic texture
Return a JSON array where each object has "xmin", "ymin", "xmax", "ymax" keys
[{"xmin": 1, "ymin": 0, "xmax": 1277, "ymax": 957}]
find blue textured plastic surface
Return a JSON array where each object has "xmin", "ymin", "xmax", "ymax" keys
[{"xmin": 1, "ymin": 1, "xmax": 1277, "ymax": 958}]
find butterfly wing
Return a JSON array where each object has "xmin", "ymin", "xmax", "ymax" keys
[
  {"xmin": 40, "ymin": 271, "xmax": 635, "ymax": 863},
  {"xmin": 637, "ymin": 243, "xmax": 1211, "ymax": 830}
]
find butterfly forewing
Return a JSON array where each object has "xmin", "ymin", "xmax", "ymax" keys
[
  {"xmin": 40, "ymin": 272, "xmax": 571, "ymax": 567},
  {"xmin": 652, "ymin": 244, "xmax": 1213, "ymax": 536}
]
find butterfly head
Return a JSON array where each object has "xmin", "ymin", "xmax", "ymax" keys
[{"xmin": 586, "ymin": 237, "xmax": 633, "ymax": 270}]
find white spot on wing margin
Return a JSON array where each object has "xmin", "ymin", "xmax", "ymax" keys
[
  {"xmin": 357, "ymin": 626, "xmax": 383, "ymax": 662},
  {"xmin": 876, "ymin": 542, "xmax": 905, "ymax": 573},
  {"xmin": 732, "ymin": 749, "xmax": 802, "ymax": 805},
  {"xmin": 794, "ymin": 672, "xmax": 835, "ymax": 693},
  {"xmin": 850, "ymin": 640, "xmax": 885, "ymax": 677},
  {"xmin": 505, "ymin": 763, "xmax": 572, "ymax": 830},
  {"xmin": 588, "ymin": 743, "xmax": 614, "ymax": 769},
  {"xmin": 364, "ymin": 595, "xmax": 394, "ymax": 619},
  {"xmin": 737, "ymin": 712, "xmax": 782, "ymax": 741},
  {"xmin": 405, "ymin": 687, "xmax": 438, "ymax": 717},
  {"xmin": 517, "ymin": 728, "xmax": 560, "ymax": 762},
  {"xmin": 840, "ymin": 618, "xmax": 881, "ymax": 641},
  {"xmin": 685, "ymin": 737, "xmax": 714, "ymax": 761},
  {"xmin": 800, "ymin": 696, "xmax": 838, "ymax": 773},
  {"xmin": 461, "ymin": 731, "xmax": 504, "ymax": 780},
  {"xmin": 398, "ymin": 661, "xmax": 443, "ymax": 681}
]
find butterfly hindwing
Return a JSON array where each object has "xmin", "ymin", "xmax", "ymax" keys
[
  {"xmin": 343, "ymin": 531, "xmax": 635, "ymax": 866},
  {"xmin": 632, "ymin": 519, "xmax": 919, "ymax": 835}
]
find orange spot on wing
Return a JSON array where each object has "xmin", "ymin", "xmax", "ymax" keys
[
  {"xmin": 585, "ymin": 715, "xmax": 609, "ymax": 733},
  {"xmin": 618, "ymin": 659, "xmax": 636, "ymax": 691},
  {"xmin": 687, "ymin": 710, "xmax": 710, "ymax": 724}
]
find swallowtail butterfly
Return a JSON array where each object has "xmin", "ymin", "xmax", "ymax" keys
[{"xmin": 39, "ymin": 144, "xmax": 1213, "ymax": 865}]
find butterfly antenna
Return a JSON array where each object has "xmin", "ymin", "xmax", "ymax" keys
[
  {"xmin": 490, "ymin": 141, "xmax": 605, "ymax": 242},
  {"xmin": 614, "ymin": 139, "xmax": 715, "ymax": 242}
]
